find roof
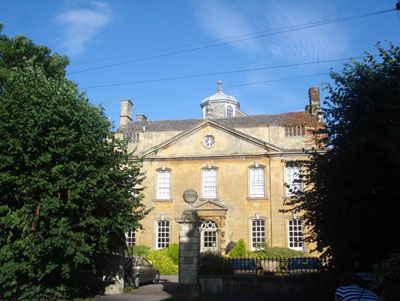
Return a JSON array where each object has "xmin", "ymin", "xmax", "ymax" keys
[
  {"xmin": 200, "ymin": 90, "xmax": 239, "ymax": 106},
  {"xmin": 200, "ymin": 80, "xmax": 239, "ymax": 107},
  {"xmin": 118, "ymin": 111, "xmax": 315, "ymax": 133}
]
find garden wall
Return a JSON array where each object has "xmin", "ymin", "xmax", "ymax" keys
[{"xmin": 198, "ymin": 274, "xmax": 332, "ymax": 299}]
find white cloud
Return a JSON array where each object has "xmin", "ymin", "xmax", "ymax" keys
[
  {"xmin": 192, "ymin": 0, "xmax": 349, "ymax": 62},
  {"xmin": 261, "ymin": 1, "xmax": 349, "ymax": 61},
  {"xmin": 55, "ymin": 1, "xmax": 112, "ymax": 56},
  {"xmin": 267, "ymin": 44, "xmax": 284, "ymax": 56},
  {"xmin": 192, "ymin": 0, "xmax": 260, "ymax": 53}
]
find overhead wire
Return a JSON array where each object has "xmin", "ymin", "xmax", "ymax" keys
[
  {"xmin": 68, "ymin": 8, "xmax": 395, "ymax": 74},
  {"xmin": 81, "ymin": 55, "xmax": 372, "ymax": 89},
  {"xmin": 129, "ymin": 72, "xmax": 330, "ymax": 101}
]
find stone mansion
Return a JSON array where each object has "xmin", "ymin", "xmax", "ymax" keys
[{"xmin": 116, "ymin": 81, "xmax": 322, "ymax": 254}]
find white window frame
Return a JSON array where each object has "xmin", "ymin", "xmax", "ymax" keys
[
  {"xmin": 125, "ymin": 230, "xmax": 136, "ymax": 246},
  {"xmin": 288, "ymin": 219, "xmax": 304, "ymax": 250},
  {"xmin": 203, "ymin": 168, "xmax": 217, "ymax": 198},
  {"xmin": 250, "ymin": 219, "xmax": 266, "ymax": 250},
  {"xmin": 286, "ymin": 166, "xmax": 301, "ymax": 197},
  {"xmin": 156, "ymin": 220, "xmax": 170, "ymax": 249},
  {"xmin": 250, "ymin": 167, "xmax": 265, "ymax": 197},
  {"xmin": 157, "ymin": 170, "xmax": 171, "ymax": 199},
  {"xmin": 226, "ymin": 105, "xmax": 234, "ymax": 117}
]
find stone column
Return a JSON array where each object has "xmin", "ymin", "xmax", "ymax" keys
[
  {"xmin": 176, "ymin": 213, "xmax": 201, "ymax": 285},
  {"xmin": 174, "ymin": 189, "xmax": 202, "ymax": 296},
  {"xmin": 104, "ymin": 247, "xmax": 124, "ymax": 294}
]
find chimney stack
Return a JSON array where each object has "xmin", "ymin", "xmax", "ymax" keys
[
  {"xmin": 120, "ymin": 99, "xmax": 133, "ymax": 126},
  {"xmin": 308, "ymin": 87, "xmax": 322, "ymax": 121},
  {"xmin": 136, "ymin": 114, "xmax": 147, "ymax": 122}
]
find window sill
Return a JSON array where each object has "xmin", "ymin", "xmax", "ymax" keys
[
  {"xmin": 153, "ymin": 198, "xmax": 173, "ymax": 202},
  {"xmin": 283, "ymin": 196, "xmax": 298, "ymax": 200},
  {"xmin": 198, "ymin": 197, "xmax": 220, "ymax": 202},
  {"xmin": 246, "ymin": 197, "xmax": 269, "ymax": 201}
]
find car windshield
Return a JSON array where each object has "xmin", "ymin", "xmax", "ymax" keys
[
  {"xmin": 142, "ymin": 258, "xmax": 151, "ymax": 266},
  {"xmin": 136, "ymin": 258, "xmax": 144, "ymax": 266}
]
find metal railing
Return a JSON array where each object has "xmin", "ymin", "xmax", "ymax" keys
[{"xmin": 199, "ymin": 255, "xmax": 322, "ymax": 276}]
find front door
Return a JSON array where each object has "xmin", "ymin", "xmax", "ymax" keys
[{"xmin": 201, "ymin": 220, "xmax": 218, "ymax": 252}]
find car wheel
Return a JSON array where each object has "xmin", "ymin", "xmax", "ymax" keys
[
  {"xmin": 133, "ymin": 275, "xmax": 140, "ymax": 288},
  {"xmin": 152, "ymin": 272, "xmax": 160, "ymax": 284}
]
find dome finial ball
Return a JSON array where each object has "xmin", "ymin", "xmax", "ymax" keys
[{"xmin": 217, "ymin": 80, "xmax": 222, "ymax": 92}]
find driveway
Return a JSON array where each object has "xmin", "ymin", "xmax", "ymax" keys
[
  {"xmin": 96, "ymin": 275, "xmax": 179, "ymax": 301},
  {"xmin": 95, "ymin": 275, "xmax": 321, "ymax": 301}
]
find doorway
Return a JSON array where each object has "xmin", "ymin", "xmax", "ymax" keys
[{"xmin": 200, "ymin": 220, "xmax": 218, "ymax": 252}]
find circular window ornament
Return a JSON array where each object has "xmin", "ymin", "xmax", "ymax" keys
[{"xmin": 203, "ymin": 135, "xmax": 215, "ymax": 148}]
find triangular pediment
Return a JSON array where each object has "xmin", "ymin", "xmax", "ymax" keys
[
  {"xmin": 141, "ymin": 120, "xmax": 281, "ymax": 158},
  {"xmin": 194, "ymin": 199, "xmax": 228, "ymax": 212}
]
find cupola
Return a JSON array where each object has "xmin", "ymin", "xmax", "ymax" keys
[{"xmin": 200, "ymin": 80, "xmax": 240, "ymax": 119}]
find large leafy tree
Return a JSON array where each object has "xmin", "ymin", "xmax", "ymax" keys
[
  {"xmin": 0, "ymin": 24, "xmax": 149, "ymax": 299},
  {"xmin": 287, "ymin": 43, "xmax": 400, "ymax": 272}
]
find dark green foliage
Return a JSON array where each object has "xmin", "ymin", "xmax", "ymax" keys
[
  {"xmin": 199, "ymin": 251, "xmax": 234, "ymax": 275},
  {"xmin": 227, "ymin": 238, "xmax": 248, "ymax": 257},
  {"xmin": 167, "ymin": 243, "xmax": 179, "ymax": 265},
  {"xmin": 371, "ymin": 253, "xmax": 400, "ymax": 301},
  {"xmin": 148, "ymin": 248, "xmax": 178, "ymax": 275},
  {"xmin": 250, "ymin": 247, "xmax": 303, "ymax": 259},
  {"xmin": 0, "ymin": 26, "xmax": 150, "ymax": 299},
  {"xmin": 286, "ymin": 42, "xmax": 400, "ymax": 271}
]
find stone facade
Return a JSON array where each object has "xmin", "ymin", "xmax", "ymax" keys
[{"xmin": 116, "ymin": 82, "xmax": 322, "ymax": 254}]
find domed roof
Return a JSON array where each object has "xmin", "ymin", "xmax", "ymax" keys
[{"xmin": 200, "ymin": 80, "xmax": 239, "ymax": 108}]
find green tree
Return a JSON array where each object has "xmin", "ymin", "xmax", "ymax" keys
[
  {"xmin": 0, "ymin": 25, "xmax": 150, "ymax": 299},
  {"xmin": 286, "ymin": 42, "xmax": 400, "ymax": 272}
]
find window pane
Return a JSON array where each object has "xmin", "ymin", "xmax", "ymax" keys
[
  {"xmin": 156, "ymin": 220, "xmax": 170, "ymax": 249},
  {"xmin": 251, "ymin": 219, "xmax": 266, "ymax": 249},
  {"xmin": 288, "ymin": 219, "xmax": 303, "ymax": 250},
  {"xmin": 285, "ymin": 126, "xmax": 305, "ymax": 137},
  {"xmin": 203, "ymin": 169, "xmax": 217, "ymax": 198},
  {"xmin": 227, "ymin": 106, "xmax": 233, "ymax": 117},
  {"xmin": 157, "ymin": 170, "xmax": 171, "ymax": 199},
  {"xmin": 250, "ymin": 168, "xmax": 265, "ymax": 197},
  {"xmin": 126, "ymin": 231, "xmax": 136, "ymax": 246},
  {"xmin": 286, "ymin": 166, "xmax": 301, "ymax": 196}
]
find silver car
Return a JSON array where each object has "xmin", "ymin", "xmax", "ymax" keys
[{"xmin": 124, "ymin": 256, "xmax": 160, "ymax": 288}]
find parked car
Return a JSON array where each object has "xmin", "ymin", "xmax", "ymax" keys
[
  {"xmin": 284, "ymin": 256, "xmax": 322, "ymax": 274},
  {"xmin": 124, "ymin": 256, "xmax": 160, "ymax": 288}
]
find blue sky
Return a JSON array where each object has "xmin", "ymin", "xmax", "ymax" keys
[{"xmin": 1, "ymin": 0, "xmax": 399, "ymax": 128}]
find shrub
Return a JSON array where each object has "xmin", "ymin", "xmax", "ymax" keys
[
  {"xmin": 227, "ymin": 238, "xmax": 248, "ymax": 257},
  {"xmin": 249, "ymin": 247, "xmax": 303, "ymax": 259},
  {"xmin": 199, "ymin": 251, "xmax": 234, "ymax": 275},
  {"xmin": 148, "ymin": 248, "xmax": 178, "ymax": 275},
  {"xmin": 371, "ymin": 252, "xmax": 400, "ymax": 301},
  {"xmin": 168, "ymin": 243, "xmax": 179, "ymax": 265},
  {"xmin": 125, "ymin": 245, "xmax": 151, "ymax": 257}
]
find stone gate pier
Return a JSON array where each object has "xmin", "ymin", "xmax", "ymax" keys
[{"xmin": 175, "ymin": 189, "xmax": 203, "ymax": 297}]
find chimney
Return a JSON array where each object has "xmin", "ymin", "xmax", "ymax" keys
[
  {"xmin": 136, "ymin": 114, "xmax": 147, "ymax": 122},
  {"xmin": 308, "ymin": 87, "xmax": 322, "ymax": 121},
  {"xmin": 120, "ymin": 99, "xmax": 133, "ymax": 126}
]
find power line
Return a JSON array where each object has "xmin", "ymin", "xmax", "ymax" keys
[
  {"xmin": 68, "ymin": 8, "xmax": 395, "ymax": 74},
  {"xmin": 81, "ymin": 55, "xmax": 370, "ymax": 89},
  {"xmin": 126, "ymin": 72, "xmax": 330, "ymax": 101}
]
